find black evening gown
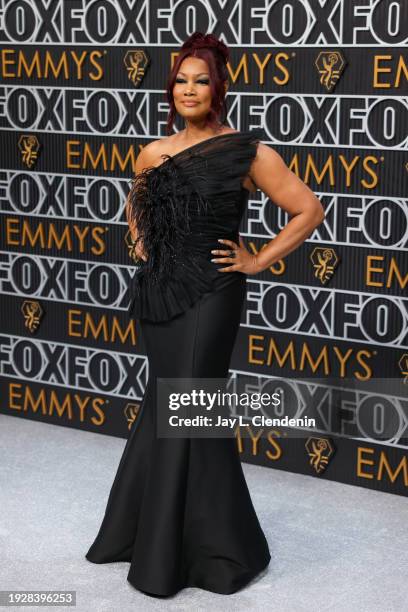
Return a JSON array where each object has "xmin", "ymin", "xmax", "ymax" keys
[{"xmin": 85, "ymin": 128, "xmax": 271, "ymax": 596}]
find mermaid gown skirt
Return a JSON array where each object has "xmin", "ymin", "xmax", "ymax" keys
[
  {"xmin": 85, "ymin": 129, "xmax": 271, "ymax": 595},
  {"xmin": 85, "ymin": 273, "xmax": 271, "ymax": 595}
]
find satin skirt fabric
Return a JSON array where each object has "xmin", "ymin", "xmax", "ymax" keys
[{"xmin": 85, "ymin": 273, "xmax": 271, "ymax": 596}]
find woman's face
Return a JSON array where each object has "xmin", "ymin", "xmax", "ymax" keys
[{"xmin": 172, "ymin": 56, "xmax": 213, "ymax": 123}]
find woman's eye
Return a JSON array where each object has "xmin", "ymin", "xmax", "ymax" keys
[{"xmin": 175, "ymin": 78, "xmax": 209, "ymax": 85}]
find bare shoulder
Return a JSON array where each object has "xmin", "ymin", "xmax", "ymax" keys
[
  {"xmin": 135, "ymin": 133, "xmax": 192, "ymax": 171},
  {"xmin": 135, "ymin": 138, "xmax": 166, "ymax": 172},
  {"xmin": 251, "ymin": 141, "xmax": 287, "ymax": 170},
  {"xmin": 242, "ymin": 142, "xmax": 289, "ymax": 194}
]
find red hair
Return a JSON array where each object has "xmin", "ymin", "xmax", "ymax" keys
[{"xmin": 165, "ymin": 32, "xmax": 230, "ymax": 136}]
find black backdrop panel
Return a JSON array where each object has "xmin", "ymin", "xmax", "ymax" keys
[{"xmin": 0, "ymin": 0, "xmax": 407, "ymax": 496}]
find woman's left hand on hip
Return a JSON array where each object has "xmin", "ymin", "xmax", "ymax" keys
[{"xmin": 211, "ymin": 236, "xmax": 261, "ymax": 275}]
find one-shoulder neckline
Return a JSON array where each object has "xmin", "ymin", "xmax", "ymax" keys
[{"xmin": 146, "ymin": 128, "xmax": 263, "ymax": 172}]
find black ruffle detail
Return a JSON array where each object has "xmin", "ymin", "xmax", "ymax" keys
[
  {"xmin": 127, "ymin": 255, "xmax": 221, "ymax": 323},
  {"xmin": 127, "ymin": 154, "xmax": 220, "ymax": 321},
  {"xmin": 127, "ymin": 154, "xmax": 213, "ymax": 284},
  {"xmin": 127, "ymin": 128, "xmax": 264, "ymax": 322}
]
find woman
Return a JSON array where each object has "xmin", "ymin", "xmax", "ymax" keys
[{"xmin": 85, "ymin": 32, "xmax": 325, "ymax": 597}]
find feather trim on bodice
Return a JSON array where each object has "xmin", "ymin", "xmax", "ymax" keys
[{"xmin": 126, "ymin": 128, "xmax": 264, "ymax": 322}]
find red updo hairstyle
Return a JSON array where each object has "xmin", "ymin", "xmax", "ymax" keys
[{"xmin": 165, "ymin": 32, "xmax": 230, "ymax": 135}]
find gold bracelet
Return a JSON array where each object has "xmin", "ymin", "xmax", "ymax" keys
[{"xmin": 128, "ymin": 239, "xmax": 142, "ymax": 263}]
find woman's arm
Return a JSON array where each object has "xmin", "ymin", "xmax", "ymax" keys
[
  {"xmin": 125, "ymin": 145, "xmax": 154, "ymax": 262},
  {"xmin": 248, "ymin": 143, "xmax": 325, "ymax": 272},
  {"xmin": 213, "ymin": 142, "xmax": 325, "ymax": 274}
]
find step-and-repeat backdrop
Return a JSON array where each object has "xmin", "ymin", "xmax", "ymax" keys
[{"xmin": 0, "ymin": 0, "xmax": 407, "ymax": 495}]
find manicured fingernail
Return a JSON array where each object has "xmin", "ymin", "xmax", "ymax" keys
[
  {"xmin": 218, "ymin": 239, "xmax": 223, "ymax": 243},
  {"xmin": 211, "ymin": 259, "xmax": 217, "ymax": 262}
]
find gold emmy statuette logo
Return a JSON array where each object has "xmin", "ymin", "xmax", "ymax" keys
[
  {"xmin": 315, "ymin": 51, "xmax": 346, "ymax": 92},
  {"xmin": 398, "ymin": 354, "xmax": 408, "ymax": 383},
  {"xmin": 124, "ymin": 402, "xmax": 141, "ymax": 430},
  {"xmin": 18, "ymin": 135, "xmax": 41, "ymax": 168},
  {"xmin": 123, "ymin": 50, "xmax": 149, "ymax": 86},
  {"xmin": 21, "ymin": 300, "xmax": 43, "ymax": 333},
  {"xmin": 305, "ymin": 437, "xmax": 335, "ymax": 474},
  {"xmin": 310, "ymin": 247, "xmax": 339, "ymax": 284}
]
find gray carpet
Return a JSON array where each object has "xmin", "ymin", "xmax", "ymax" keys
[{"xmin": 1, "ymin": 413, "xmax": 407, "ymax": 612}]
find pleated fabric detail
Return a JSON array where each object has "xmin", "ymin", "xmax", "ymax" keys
[{"xmin": 127, "ymin": 128, "xmax": 264, "ymax": 322}]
